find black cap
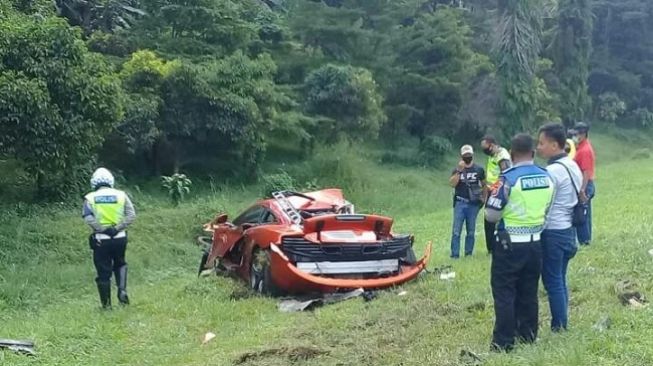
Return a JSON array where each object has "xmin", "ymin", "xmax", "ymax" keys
[{"xmin": 574, "ymin": 122, "xmax": 590, "ymax": 133}]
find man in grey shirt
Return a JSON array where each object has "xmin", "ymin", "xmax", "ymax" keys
[{"xmin": 536, "ymin": 123, "xmax": 583, "ymax": 331}]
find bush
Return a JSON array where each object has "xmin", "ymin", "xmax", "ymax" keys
[
  {"xmin": 161, "ymin": 173, "xmax": 192, "ymax": 206},
  {"xmin": 597, "ymin": 92, "xmax": 627, "ymax": 124},
  {"xmin": 304, "ymin": 64, "xmax": 386, "ymax": 142},
  {"xmin": 261, "ymin": 170, "xmax": 297, "ymax": 197},
  {"xmin": 631, "ymin": 108, "xmax": 653, "ymax": 129},
  {"xmin": 417, "ymin": 136, "xmax": 452, "ymax": 167},
  {"xmin": 631, "ymin": 148, "xmax": 651, "ymax": 160}
]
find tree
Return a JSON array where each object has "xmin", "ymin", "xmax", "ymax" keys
[
  {"xmin": 304, "ymin": 64, "xmax": 386, "ymax": 142},
  {"xmin": 130, "ymin": 0, "xmax": 259, "ymax": 58},
  {"xmin": 53, "ymin": 0, "xmax": 146, "ymax": 35},
  {"xmin": 495, "ymin": 0, "xmax": 544, "ymax": 135},
  {"xmin": 113, "ymin": 50, "xmax": 179, "ymax": 167},
  {"xmin": 287, "ymin": 0, "xmax": 378, "ymax": 64},
  {"xmin": 156, "ymin": 51, "xmax": 289, "ymax": 175},
  {"xmin": 552, "ymin": 0, "xmax": 593, "ymax": 124},
  {"xmin": 590, "ymin": 1, "xmax": 653, "ymax": 123},
  {"xmin": 0, "ymin": 14, "xmax": 123, "ymax": 198},
  {"xmin": 386, "ymin": 6, "xmax": 488, "ymax": 140}
]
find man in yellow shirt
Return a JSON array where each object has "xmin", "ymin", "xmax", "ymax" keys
[
  {"xmin": 481, "ymin": 135, "xmax": 512, "ymax": 253},
  {"xmin": 565, "ymin": 128, "xmax": 577, "ymax": 159}
]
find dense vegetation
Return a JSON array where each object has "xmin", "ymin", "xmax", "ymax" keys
[{"xmin": 1, "ymin": 0, "xmax": 653, "ymax": 198}]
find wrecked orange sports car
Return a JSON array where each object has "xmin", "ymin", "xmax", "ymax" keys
[{"xmin": 198, "ymin": 189, "xmax": 431, "ymax": 295}]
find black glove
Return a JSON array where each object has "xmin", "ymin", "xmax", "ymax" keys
[{"xmin": 103, "ymin": 226, "xmax": 119, "ymax": 238}]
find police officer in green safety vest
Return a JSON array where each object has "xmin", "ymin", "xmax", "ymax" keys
[
  {"xmin": 485, "ymin": 134, "xmax": 554, "ymax": 352},
  {"xmin": 82, "ymin": 168, "xmax": 136, "ymax": 309},
  {"xmin": 480, "ymin": 135, "xmax": 512, "ymax": 254}
]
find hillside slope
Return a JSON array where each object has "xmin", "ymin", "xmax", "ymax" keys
[{"xmin": 2, "ymin": 133, "xmax": 653, "ymax": 365}]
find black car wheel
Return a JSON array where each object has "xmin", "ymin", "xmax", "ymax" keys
[
  {"xmin": 249, "ymin": 248, "xmax": 280, "ymax": 296},
  {"xmin": 198, "ymin": 252, "xmax": 209, "ymax": 277}
]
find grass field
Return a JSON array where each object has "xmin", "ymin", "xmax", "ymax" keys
[{"xmin": 2, "ymin": 133, "xmax": 653, "ymax": 365}]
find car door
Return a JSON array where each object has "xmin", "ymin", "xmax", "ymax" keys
[{"xmin": 212, "ymin": 205, "xmax": 266, "ymax": 258}]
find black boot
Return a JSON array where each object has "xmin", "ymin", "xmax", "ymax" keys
[
  {"xmin": 97, "ymin": 282, "xmax": 111, "ymax": 309},
  {"xmin": 114, "ymin": 265, "xmax": 130, "ymax": 305}
]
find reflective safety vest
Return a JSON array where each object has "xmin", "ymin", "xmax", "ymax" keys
[
  {"xmin": 502, "ymin": 166, "xmax": 554, "ymax": 237},
  {"xmin": 85, "ymin": 188, "xmax": 127, "ymax": 227},
  {"xmin": 486, "ymin": 147, "xmax": 511, "ymax": 185},
  {"xmin": 565, "ymin": 139, "xmax": 576, "ymax": 160}
]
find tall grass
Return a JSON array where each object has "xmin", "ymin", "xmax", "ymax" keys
[{"xmin": 1, "ymin": 133, "xmax": 653, "ymax": 365}]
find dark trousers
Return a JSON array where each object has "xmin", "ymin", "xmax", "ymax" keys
[
  {"xmin": 491, "ymin": 240, "xmax": 542, "ymax": 351},
  {"xmin": 576, "ymin": 180, "xmax": 595, "ymax": 244},
  {"xmin": 90, "ymin": 235, "xmax": 128, "ymax": 285},
  {"xmin": 484, "ymin": 218, "xmax": 496, "ymax": 253}
]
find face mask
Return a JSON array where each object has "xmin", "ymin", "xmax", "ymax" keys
[
  {"xmin": 483, "ymin": 147, "xmax": 493, "ymax": 156},
  {"xmin": 462, "ymin": 156, "xmax": 473, "ymax": 164}
]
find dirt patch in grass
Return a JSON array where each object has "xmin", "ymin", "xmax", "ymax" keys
[{"xmin": 234, "ymin": 346, "xmax": 329, "ymax": 365}]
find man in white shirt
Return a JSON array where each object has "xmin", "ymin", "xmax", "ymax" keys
[{"xmin": 536, "ymin": 123, "xmax": 583, "ymax": 332}]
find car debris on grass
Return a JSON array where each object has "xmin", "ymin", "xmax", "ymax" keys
[{"xmin": 0, "ymin": 339, "xmax": 36, "ymax": 356}]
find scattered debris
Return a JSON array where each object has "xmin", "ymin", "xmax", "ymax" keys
[
  {"xmin": 615, "ymin": 280, "xmax": 648, "ymax": 308},
  {"xmin": 323, "ymin": 288, "xmax": 365, "ymax": 304},
  {"xmin": 427, "ymin": 265, "xmax": 456, "ymax": 280},
  {"xmin": 466, "ymin": 302, "xmax": 486, "ymax": 313},
  {"xmin": 614, "ymin": 279, "xmax": 637, "ymax": 295},
  {"xmin": 648, "ymin": 248, "xmax": 653, "ymax": 257},
  {"xmin": 397, "ymin": 290, "xmax": 408, "ymax": 296},
  {"xmin": 278, "ymin": 288, "xmax": 367, "ymax": 312},
  {"xmin": 234, "ymin": 346, "xmax": 329, "ymax": 365},
  {"xmin": 440, "ymin": 271, "xmax": 456, "ymax": 280},
  {"xmin": 362, "ymin": 291, "xmax": 378, "ymax": 302},
  {"xmin": 432, "ymin": 265, "xmax": 453, "ymax": 274},
  {"xmin": 0, "ymin": 339, "xmax": 35, "ymax": 356},
  {"xmin": 230, "ymin": 287, "xmax": 255, "ymax": 301},
  {"xmin": 202, "ymin": 332, "xmax": 216, "ymax": 345},
  {"xmin": 199, "ymin": 269, "xmax": 213, "ymax": 277},
  {"xmin": 459, "ymin": 349, "xmax": 483, "ymax": 365},
  {"xmin": 592, "ymin": 315, "xmax": 611, "ymax": 332},
  {"xmin": 579, "ymin": 266, "xmax": 596, "ymax": 274},
  {"xmin": 627, "ymin": 296, "xmax": 648, "ymax": 309},
  {"xmin": 278, "ymin": 298, "xmax": 320, "ymax": 312}
]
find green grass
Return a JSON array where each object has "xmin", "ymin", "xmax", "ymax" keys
[{"xmin": 2, "ymin": 134, "xmax": 653, "ymax": 365}]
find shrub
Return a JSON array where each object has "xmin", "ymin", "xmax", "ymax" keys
[
  {"xmin": 597, "ymin": 92, "xmax": 626, "ymax": 124},
  {"xmin": 161, "ymin": 173, "xmax": 192, "ymax": 206},
  {"xmin": 261, "ymin": 170, "xmax": 296, "ymax": 197},
  {"xmin": 417, "ymin": 136, "xmax": 452, "ymax": 167}
]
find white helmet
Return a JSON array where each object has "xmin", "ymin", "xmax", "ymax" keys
[{"xmin": 90, "ymin": 167, "xmax": 115, "ymax": 189}]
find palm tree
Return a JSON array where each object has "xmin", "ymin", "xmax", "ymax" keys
[
  {"xmin": 495, "ymin": 0, "xmax": 544, "ymax": 133},
  {"xmin": 53, "ymin": 0, "xmax": 145, "ymax": 34},
  {"xmin": 552, "ymin": 0, "xmax": 593, "ymax": 124}
]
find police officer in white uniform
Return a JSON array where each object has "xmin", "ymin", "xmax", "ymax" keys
[{"xmin": 82, "ymin": 168, "xmax": 136, "ymax": 308}]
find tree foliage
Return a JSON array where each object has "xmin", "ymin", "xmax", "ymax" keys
[
  {"xmin": 53, "ymin": 0, "xmax": 146, "ymax": 34},
  {"xmin": 0, "ymin": 13, "xmax": 123, "ymax": 197},
  {"xmin": 495, "ymin": 0, "xmax": 545, "ymax": 135},
  {"xmin": 304, "ymin": 64, "xmax": 386, "ymax": 142},
  {"xmin": 552, "ymin": 0, "xmax": 593, "ymax": 123},
  {"xmin": 590, "ymin": 0, "xmax": 653, "ymax": 126},
  {"xmin": 3, "ymin": 0, "xmax": 653, "ymax": 200}
]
